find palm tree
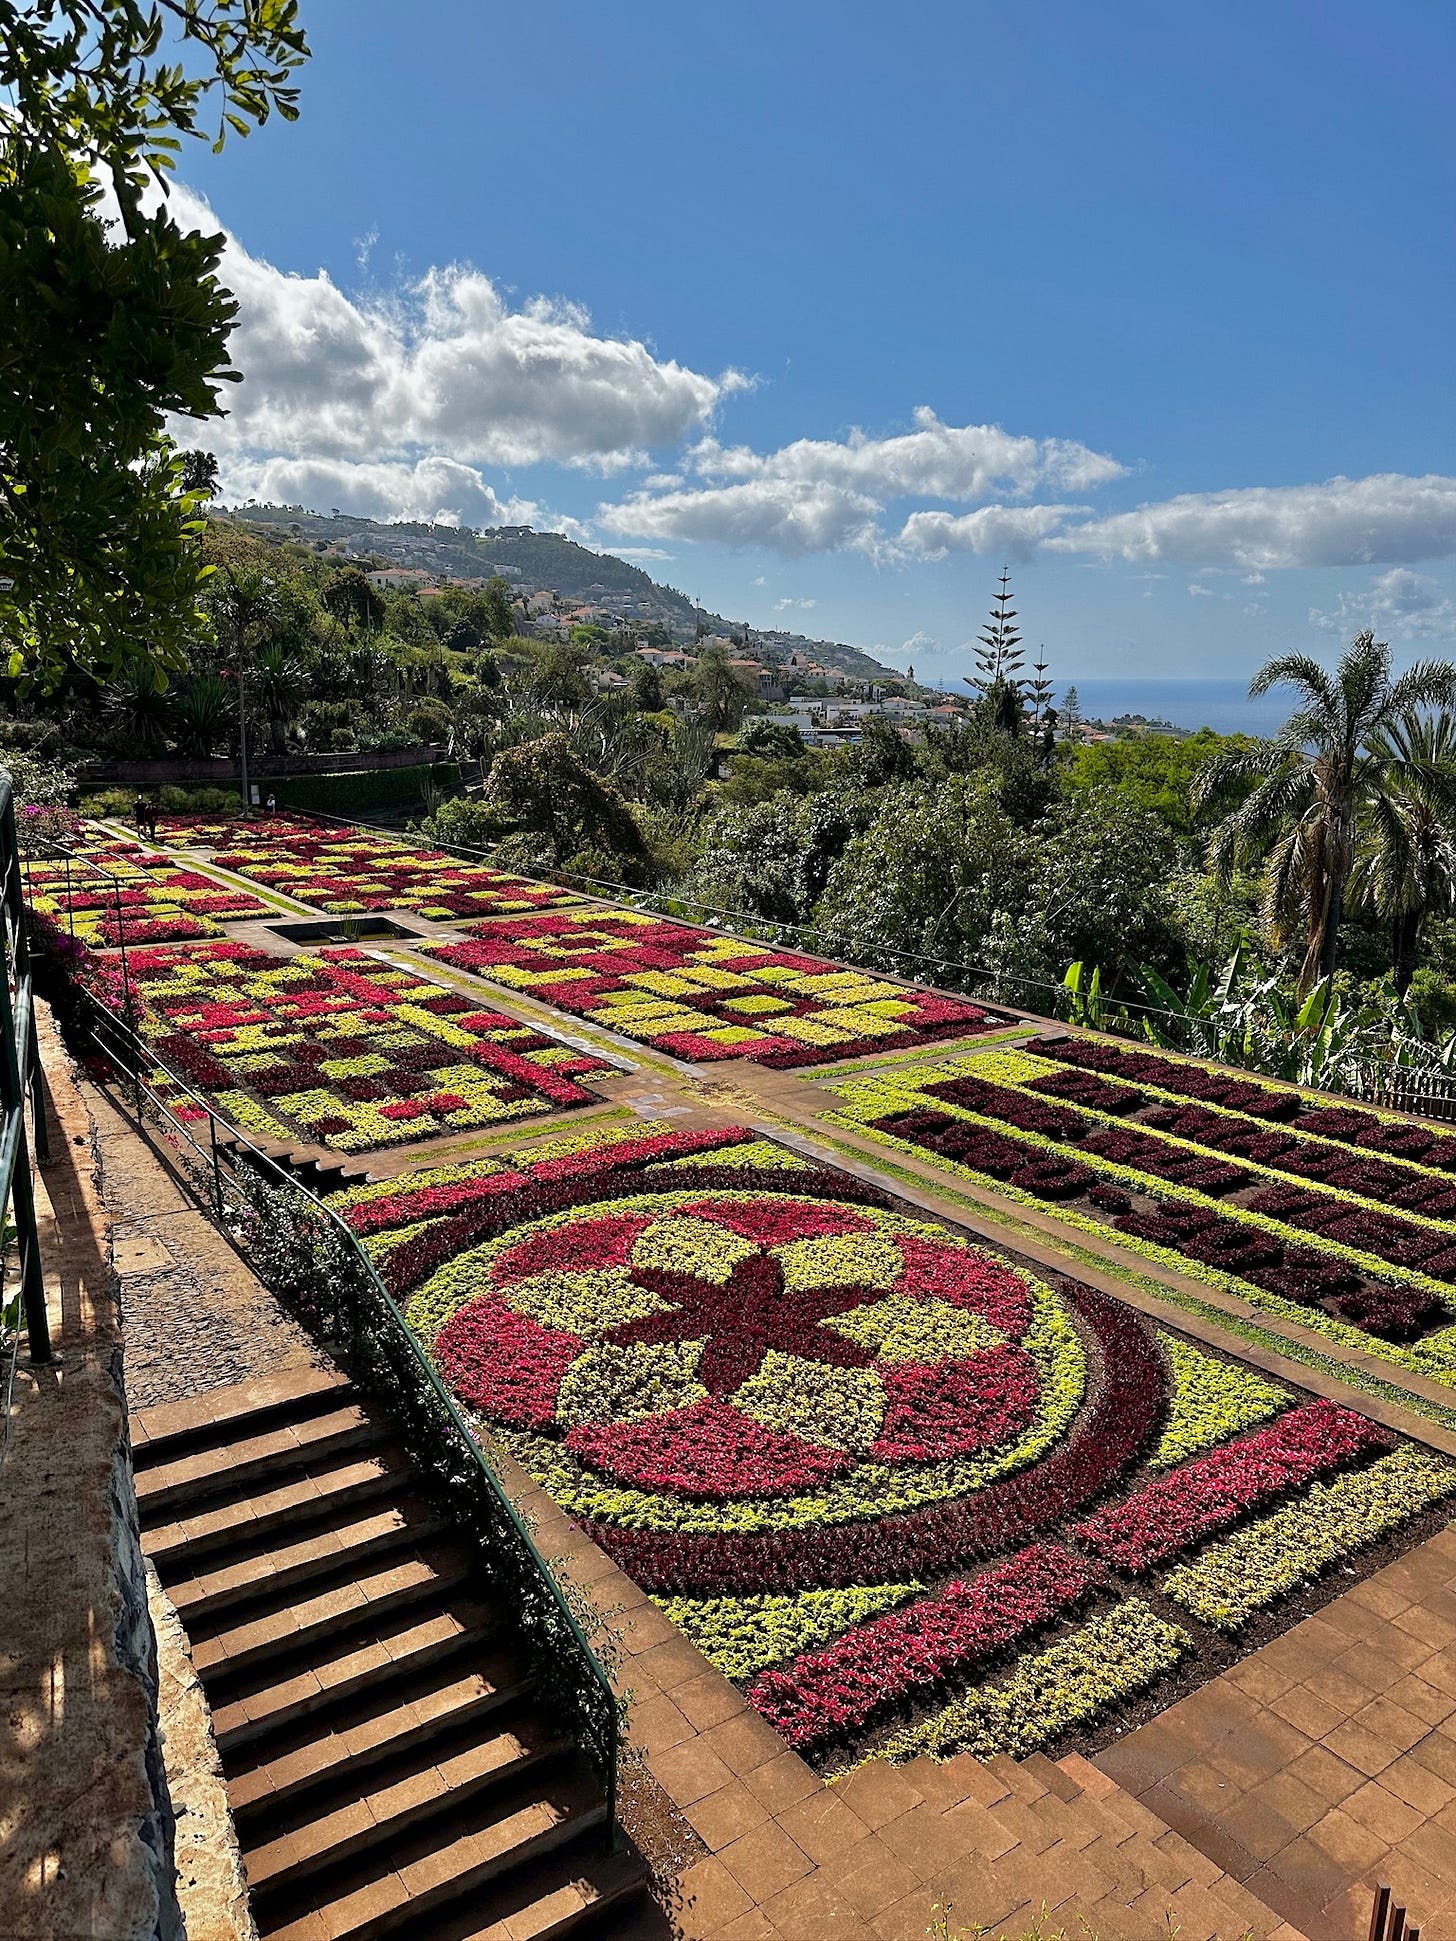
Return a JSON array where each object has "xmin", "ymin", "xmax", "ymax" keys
[
  {"xmin": 1196, "ymin": 633, "xmax": 1456, "ymax": 993},
  {"xmin": 1354, "ymin": 710, "xmax": 1456, "ymax": 998},
  {"xmin": 105, "ymin": 657, "xmax": 172, "ymax": 754}
]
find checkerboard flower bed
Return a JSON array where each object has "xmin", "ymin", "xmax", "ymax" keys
[
  {"xmin": 122, "ymin": 940, "xmax": 608, "ymax": 1151},
  {"xmin": 339, "ymin": 1119, "xmax": 1456, "ymax": 1766},
  {"xmin": 422, "ymin": 908, "xmax": 1001, "ymax": 1069},
  {"xmin": 827, "ymin": 1051, "xmax": 1456, "ymax": 1388},
  {"xmin": 155, "ymin": 814, "xmax": 579, "ymax": 919},
  {"xmin": 25, "ymin": 831, "xmax": 268, "ymax": 945}
]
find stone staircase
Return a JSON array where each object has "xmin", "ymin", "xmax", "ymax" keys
[
  {"xmin": 133, "ymin": 1368, "xmax": 648, "ymax": 1941},
  {"xmin": 888, "ymin": 1747, "xmax": 1308, "ymax": 1941}
]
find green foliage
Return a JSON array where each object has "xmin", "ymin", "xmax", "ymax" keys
[
  {"xmin": 1200, "ymin": 636, "xmax": 1456, "ymax": 991},
  {"xmin": 1067, "ymin": 729, "xmax": 1258, "ymax": 839},
  {"xmin": 271, "ymin": 762, "xmax": 460, "ymax": 816},
  {"xmin": 688, "ymin": 789, "xmax": 872, "ymax": 926},
  {"xmin": 0, "ymin": 149, "xmax": 235, "ymax": 686},
  {"xmin": 689, "ymin": 645, "xmax": 755, "ymax": 731},
  {"xmin": 0, "ymin": 0, "xmax": 310, "ymax": 687},
  {"xmin": 484, "ymin": 733, "xmax": 648, "ymax": 878}
]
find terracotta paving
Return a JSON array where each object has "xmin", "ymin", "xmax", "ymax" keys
[{"xmin": 1098, "ymin": 1527, "xmax": 1456, "ymax": 1941}]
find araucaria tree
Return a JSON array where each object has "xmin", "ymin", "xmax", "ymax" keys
[
  {"xmin": 1197, "ymin": 634, "xmax": 1456, "ymax": 993},
  {"xmin": 968, "ymin": 569, "xmax": 1026, "ymax": 735}
]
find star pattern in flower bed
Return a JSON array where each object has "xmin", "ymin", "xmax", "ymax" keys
[
  {"xmin": 343, "ymin": 1120, "xmax": 1456, "ymax": 1766},
  {"xmin": 152, "ymin": 813, "xmax": 580, "ymax": 919},
  {"xmin": 123, "ymin": 939, "xmax": 608, "ymax": 1151},
  {"xmin": 422, "ymin": 908, "xmax": 1000, "ymax": 1068},
  {"xmin": 25, "ymin": 829, "xmax": 269, "ymax": 946}
]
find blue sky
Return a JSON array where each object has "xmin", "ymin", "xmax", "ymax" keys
[{"xmin": 173, "ymin": 0, "xmax": 1456, "ymax": 683}]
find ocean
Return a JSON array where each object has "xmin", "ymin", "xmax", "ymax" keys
[{"xmin": 928, "ymin": 676, "xmax": 1292, "ymax": 738}]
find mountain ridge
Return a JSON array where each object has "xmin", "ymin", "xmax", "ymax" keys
[{"xmin": 226, "ymin": 503, "xmax": 900, "ymax": 681}]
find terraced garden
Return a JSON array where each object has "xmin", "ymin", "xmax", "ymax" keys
[
  {"xmin": 425, "ymin": 908, "xmax": 1000, "ymax": 1067},
  {"xmin": 329, "ymin": 1116, "xmax": 1456, "ymax": 1774},
  {"xmin": 44, "ymin": 809, "xmax": 1456, "ymax": 1807},
  {"xmin": 123, "ymin": 939, "xmax": 609, "ymax": 1150},
  {"xmin": 25, "ymin": 833, "xmax": 270, "ymax": 944}
]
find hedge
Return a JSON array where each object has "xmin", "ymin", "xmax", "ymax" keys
[{"xmin": 268, "ymin": 761, "xmax": 461, "ymax": 815}]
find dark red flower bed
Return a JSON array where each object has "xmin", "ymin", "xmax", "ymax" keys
[
  {"xmin": 747, "ymin": 1542, "xmax": 1100, "ymax": 1748},
  {"xmin": 1072, "ymin": 1401, "xmax": 1389, "ymax": 1571}
]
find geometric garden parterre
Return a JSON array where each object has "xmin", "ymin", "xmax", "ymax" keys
[
  {"xmin": 52, "ymin": 813, "xmax": 1456, "ymax": 1782},
  {"xmin": 329, "ymin": 1116, "xmax": 1456, "ymax": 1774}
]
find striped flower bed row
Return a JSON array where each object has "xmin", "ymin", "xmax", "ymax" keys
[
  {"xmin": 339, "ymin": 1117, "xmax": 1456, "ymax": 1767},
  {"xmin": 826, "ymin": 1059, "xmax": 1456, "ymax": 1386}
]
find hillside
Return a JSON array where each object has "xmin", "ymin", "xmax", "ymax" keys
[{"xmin": 227, "ymin": 504, "xmax": 898, "ymax": 681}]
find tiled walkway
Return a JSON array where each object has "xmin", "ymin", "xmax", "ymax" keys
[{"xmin": 1099, "ymin": 1528, "xmax": 1456, "ymax": 1941}]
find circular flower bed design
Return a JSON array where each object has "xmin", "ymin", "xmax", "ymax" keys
[{"xmin": 407, "ymin": 1187, "xmax": 1164, "ymax": 1590}]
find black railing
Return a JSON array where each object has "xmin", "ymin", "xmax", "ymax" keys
[
  {"xmin": 0, "ymin": 775, "xmax": 51, "ymax": 1363},
  {"xmin": 72, "ymin": 992, "xmax": 621, "ymax": 1839}
]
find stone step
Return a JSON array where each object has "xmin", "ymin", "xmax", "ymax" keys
[
  {"xmin": 146, "ymin": 1443, "xmax": 417, "ymax": 1575},
  {"xmin": 212, "ymin": 1598, "xmax": 497, "ymax": 1758},
  {"xmin": 257, "ymin": 1762, "xmax": 608, "ymax": 1941},
  {"xmin": 425, "ymin": 1845, "xmax": 649, "ymax": 1941},
  {"xmin": 131, "ymin": 1367, "xmax": 352, "ymax": 1462},
  {"xmin": 227, "ymin": 1655, "xmax": 536, "ymax": 1823},
  {"xmin": 170, "ymin": 1499, "xmax": 451, "ymax": 1635},
  {"xmin": 242, "ymin": 1713, "xmax": 568, "ymax": 1895},
  {"xmin": 193, "ymin": 1544, "xmax": 474, "ymax": 1686},
  {"xmin": 135, "ymin": 1401, "xmax": 390, "ymax": 1519}
]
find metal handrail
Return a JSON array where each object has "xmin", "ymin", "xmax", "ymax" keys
[
  {"xmin": 73, "ymin": 991, "xmax": 621, "ymax": 1837},
  {"xmin": 0, "ymin": 774, "xmax": 51, "ymax": 1362}
]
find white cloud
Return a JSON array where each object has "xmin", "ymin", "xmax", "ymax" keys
[
  {"xmin": 688, "ymin": 407, "xmax": 1122, "ymax": 501},
  {"xmin": 167, "ymin": 185, "xmax": 745, "ymax": 483},
  {"xmin": 1188, "ymin": 582, "xmax": 1214, "ymax": 597},
  {"xmin": 898, "ymin": 503, "xmax": 1084, "ymax": 559},
  {"xmin": 774, "ymin": 596, "xmax": 817, "ymax": 611},
  {"xmin": 1310, "ymin": 567, "xmax": 1456, "ymax": 640},
  {"xmin": 597, "ymin": 408, "xmax": 1122, "ymax": 557},
  {"xmin": 1051, "ymin": 474, "xmax": 1456, "ymax": 569},
  {"xmin": 219, "ymin": 453, "xmax": 544, "ymax": 528},
  {"xmin": 607, "ymin": 546, "xmax": 676, "ymax": 561},
  {"xmin": 900, "ymin": 629, "xmax": 938, "ymax": 659},
  {"xmin": 597, "ymin": 478, "xmax": 883, "ymax": 556}
]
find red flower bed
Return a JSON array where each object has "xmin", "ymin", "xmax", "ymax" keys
[
  {"xmin": 747, "ymin": 1542, "xmax": 1099, "ymax": 1748},
  {"xmin": 1073, "ymin": 1401, "xmax": 1389, "ymax": 1571}
]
